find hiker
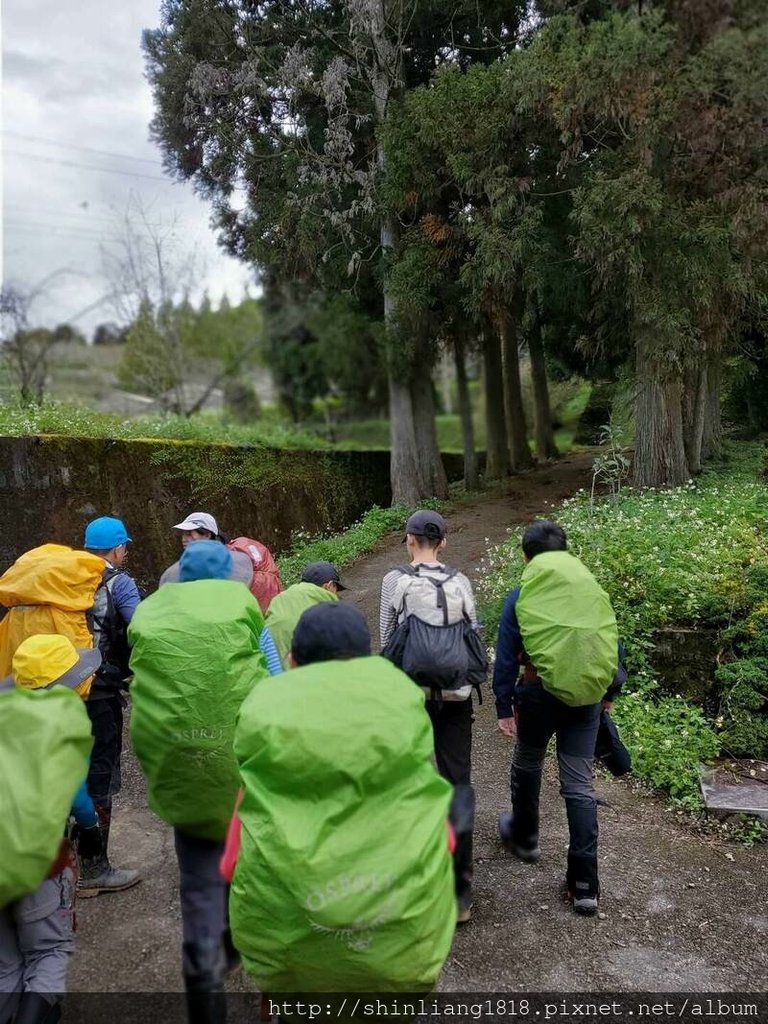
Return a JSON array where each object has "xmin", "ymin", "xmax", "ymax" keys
[
  {"xmin": 159, "ymin": 518, "xmax": 283, "ymax": 673},
  {"xmin": 225, "ymin": 602, "xmax": 456, "ymax": 995},
  {"xmin": 379, "ymin": 509, "xmax": 486, "ymax": 924},
  {"xmin": 159, "ymin": 512, "xmax": 253, "ymax": 587},
  {"xmin": 128, "ymin": 541, "xmax": 274, "ymax": 1021},
  {"xmin": 264, "ymin": 560, "xmax": 347, "ymax": 668},
  {"xmin": 80, "ymin": 516, "xmax": 142, "ymax": 897},
  {"xmin": 0, "ymin": 635, "xmax": 103, "ymax": 1024},
  {"xmin": 0, "ymin": 544, "xmax": 105, "ymax": 697},
  {"xmin": 493, "ymin": 520, "xmax": 626, "ymax": 916}
]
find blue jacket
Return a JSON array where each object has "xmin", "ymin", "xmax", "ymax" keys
[{"xmin": 492, "ymin": 587, "xmax": 627, "ymax": 718}]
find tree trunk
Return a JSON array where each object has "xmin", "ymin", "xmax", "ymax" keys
[
  {"xmin": 389, "ymin": 373, "xmax": 425, "ymax": 505},
  {"xmin": 411, "ymin": 372, "xmax": 449, "ymax": 498},
  {"xmin": 454, "ymin": 332, "xmax": 478, "ymax": 491},
  {"xmin": 439, "ymin": 348, "xmax": 454, "ymax": 414},
  {"xmin": 499, "ymin": 308, "xmax": 532, "ymax": 472},
  {"xmin": 482, "ymin": 328, "xmax": 510, "ymax": 480},
  {"xmin": 633, "ymin": 333, "xmax": 690, "ymax": 488},
  {"xmin": 701, "ymin": 358, "xmax": 723, "ymax": 462},
  {"xmin": 528, "ymin": 321, "xmax": 558, "ymax": 461},
  {"xmin": 682, "ymin": 363, "xmax": 707, "ymax": 476},
  {"xmin": 366, "ymin": 4, "xmax": 444, "ymax": 504}
]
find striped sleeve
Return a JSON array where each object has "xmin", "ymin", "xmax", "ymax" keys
[
  {"xmin": 379, "ymin": 570, "xmax": 402, "ymax": 650},
  {"xmin": 259, "ymin": 626, "xmax": 284, "ymax": 676}
]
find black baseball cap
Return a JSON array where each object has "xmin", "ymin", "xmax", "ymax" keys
[
  {"xmin": 403, "ymin": 509, "xmax": 447, "ymax": 543},
  {"xmin": 291, "ymin": 603, "xmax": 371, "ymax": 666},
  {"xmin": 301, "ymin": 560, "xmax": 348, "ymax": 591}
]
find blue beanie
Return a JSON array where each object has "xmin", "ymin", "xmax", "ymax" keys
[{"xmin": 179, "ymin": 540, "xmax": 233, "ymax": 583}]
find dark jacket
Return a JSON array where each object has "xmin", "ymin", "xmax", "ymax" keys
[{"xmin": 492, "ymin": 587, "xmax": 627, "ymax": 719}]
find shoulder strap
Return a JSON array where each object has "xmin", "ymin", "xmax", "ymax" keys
[{"xmin": 394, "ymin": 565, "xmax": 418, "ymax": 577}]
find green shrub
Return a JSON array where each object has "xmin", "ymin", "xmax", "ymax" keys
[{"xmin": 613, "ymin": 688, "xmax": 720, "ymax": 803}]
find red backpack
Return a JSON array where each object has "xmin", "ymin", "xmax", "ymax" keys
[{"xmin": 226, "ymin": 537, "xmax": 284, "ymax": 614}]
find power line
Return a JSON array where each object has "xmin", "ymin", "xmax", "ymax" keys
[
  {"xmin": 5, "ymin": 149, "xmax": 174, "ymax": 183},
  {"xmin": 5, "ymin": 221, "xmax": 113, "ymax": 241},
  {"xmin": 5, "ymin": 220, "xmax": 193, "ymax": 244},
  {"xmin": 3, "ymin": 130, "xmax": 165, "ymax": 167},
  {"xmin": 6, "ymin": 203, "xmax": 199, "ymax": 231}
]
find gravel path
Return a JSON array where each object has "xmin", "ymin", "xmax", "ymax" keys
[{"xmin": 69, "ymin": 452, "xmax": 767, "ymax": 997}]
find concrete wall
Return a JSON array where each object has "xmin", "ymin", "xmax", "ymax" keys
[{"xmin": 0, "ymin": 436, "xmax": 466, "ymax": 591}]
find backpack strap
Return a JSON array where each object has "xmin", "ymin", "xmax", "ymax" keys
[{"xmin": 90, "ymin": 568, "xmax": 124, "ymax": 644}]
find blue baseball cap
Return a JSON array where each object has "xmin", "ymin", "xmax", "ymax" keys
[
  {"xmin": 84, "ymin": 516, "xmax": 132, "ymax": 550},
  {"xmin": 179, "ymin": 540, "xmax": 233, "ymax": 582}
]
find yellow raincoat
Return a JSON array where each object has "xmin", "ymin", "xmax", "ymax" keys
[{"xmin": 0, "ymin": 544, "xmax": 105, "ymax": 697}]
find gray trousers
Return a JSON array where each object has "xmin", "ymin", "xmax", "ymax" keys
[
  {"xmin": 0, "ymin": 864, "xmax": 76, "ymax": 1020},
  {"xmin": 174, "ymin": 830, "xmax": 227, "ymax": 947},
  {"xmin": 511, "ymin": 680, "xmax": 601, "ymax": 896}
]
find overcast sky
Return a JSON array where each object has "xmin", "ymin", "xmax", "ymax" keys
[{"xmin": 2, "ymin": 0, "xmax": 255, "ymax": 338}]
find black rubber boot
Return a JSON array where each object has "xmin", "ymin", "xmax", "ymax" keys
[
  {"xmin": 13, "ymin": 994, "xmax": 62, "ymax": 1024},
  {"xmin": 222, "ymin": 928, "xmax": 241, "ymax": 974},
  {"xmin": 77, "ymin": 807, "xmax": 140, "ymax": 898},
  {"xmin": 183, "ymin": 939, "xmax": 227, "ymax": 1024}
]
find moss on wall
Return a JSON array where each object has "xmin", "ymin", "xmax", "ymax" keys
[{"xmin": 0, "ymin": 435, "xmax": 405, "ymax": 592}]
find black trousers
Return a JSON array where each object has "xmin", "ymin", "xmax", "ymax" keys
[
  {"xmin": 510, "ymin": 681, "xmax": 601, "ymax": 897},
  {"xmin": 426, "ymin": 699, "xmax": 474, "ymax": 911},
  {"xmin": 85, "ymin": 694, "xmax": 124, "ymax": 811}
]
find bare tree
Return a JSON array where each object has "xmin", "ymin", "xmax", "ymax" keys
[
  {"xmin": 103, "ymin": 198, "xmax": 260, "ymax": 416},
  {"xmin": 0, "ymin": 276, "xmax": 71, "ymax": 404}
]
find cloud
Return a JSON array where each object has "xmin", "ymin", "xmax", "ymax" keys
[{"xmin": 2, "ymin": 0, "xmax": 256, "ymax": 335}]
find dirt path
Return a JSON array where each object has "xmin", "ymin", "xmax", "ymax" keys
[{"xmin": 70, "ymin": 452, "xmax": 767, "ymax": 995}]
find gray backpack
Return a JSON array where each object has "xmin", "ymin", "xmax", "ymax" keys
[{"xmin": 382, "ymin": 566, "xmax": 487, "ymax": 701}]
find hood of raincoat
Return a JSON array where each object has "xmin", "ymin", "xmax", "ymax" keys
[
  {"xmin": 128, "ymin": 579, "xmax": 268, "ymax": 840},
  {"xmin": 230, "ymin": 655, "xmax": 455, "ymax": 992},
  {"xmin": 0, "ymin": 686, "xmax": 93, "ymax": 906},
  {"xmin": 0, "ymin": 545, "xmax": 105, "ymax": 697},
  {"xmin": 265, "ymin": 581, "xmax": 338, "ymax": 667}
]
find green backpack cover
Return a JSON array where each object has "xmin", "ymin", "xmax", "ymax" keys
[
  {"xmin": 230, "ymin": 656, "xmax": 456, "ymax": 992},
  {"xmin": 129, "ymin": 580, "xmax": 268, "ymax": 840},
  {"xmin": 516, "ymin": 550, "xmax": 618, "ymax": 707},
  {"xmin": 0, "ymin": 686, "xmax": 93, "ymax": 906},
  {"xmin": 265, "ymin": 582, "xmax": 337, "ymax": 667}
]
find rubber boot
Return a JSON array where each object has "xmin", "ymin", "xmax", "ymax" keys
[
  {"xmin": 222, "ymin": 928, "xmax": 241, "ymax": 974},
  {"xmin": 183, "ymin": 939, "xmax": 227, "ymax": 1024},
  {"xmin": 77, "ymin": 808, "xmax": 140, "ymax": 898},
  {"xmin": 13, "ymin": 994, "xmax": 62, "ymax": 1024}
]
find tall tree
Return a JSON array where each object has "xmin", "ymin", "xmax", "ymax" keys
[
  {"xmin": 143, "ymin": 0, "xmax": 526, "ymax": 500},
  {"xmin": 518, "ymin": 3, "xmax": 768, "ymax": 485}
]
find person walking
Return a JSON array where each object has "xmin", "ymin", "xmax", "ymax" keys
[
  {"xmin": 79, "ymin": 516, "xmax": 142, "ymax": 897},
  {"xmin": 129, "ymin": 541, "xmax": 274, "ymax": 1023},
  {"xmin": 158, "ymin": 513, "xmax": 253, "ymax": 587},
  {"xmin": 226, "ymin": 602, "xmax": 456, "ymax": 996},
  {"xmin": 0, "ymin": 636, "xmax": 103, "ymax": 1024},
  {"xmin": 264, "ymin": 561, "xmax": 347, "ymax": 668},
  {"xmin": 379, "ymin": 509, "xmax": 485, "ymax": 924},
  {"xmin": 493, "ymin": 520, "xmax": 626, "ymax": 916}
]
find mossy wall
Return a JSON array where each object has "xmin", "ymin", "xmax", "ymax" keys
[{"xmin": 0, "ymin": 436, "xmax": 465, "ymax": 592}]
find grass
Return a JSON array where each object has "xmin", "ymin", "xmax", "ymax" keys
[
  {"xmin": 276, "ymin": 502, "xmax": 443, "ymax": 586},
  {"xmin": 0, "ymin": 401, "xmax": 330, "ymax": 450}
]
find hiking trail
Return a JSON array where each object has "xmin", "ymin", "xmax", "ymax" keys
[{"xmin": 70, "ymin": 451, "xmax": 767, "ymax": 995}]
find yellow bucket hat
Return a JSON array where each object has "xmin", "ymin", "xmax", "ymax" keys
[{"xmin": 9, "ymin": 635, "xmax": 102, "ymax": 691}]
